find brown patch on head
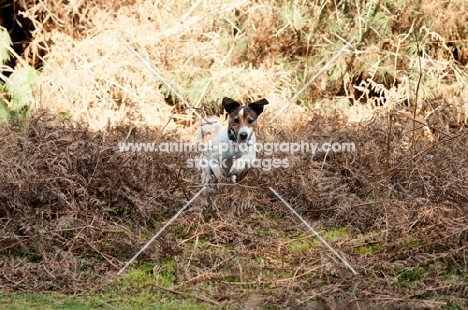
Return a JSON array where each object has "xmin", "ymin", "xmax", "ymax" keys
[
  {"xmin": 227, "ymin": 106, "xmax": 259, "ymax": 131},
  {"xmin": 221, "ymin": 97, "xmax": 269, "ymax": 139}
]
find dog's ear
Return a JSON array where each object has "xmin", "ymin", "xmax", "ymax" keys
[
  {"xmin": 248, "ymin": 98, "xmax": 269, "ymax": 116},
  {"xmin": 222, "ymin": 97, "xmax": 241, "ymax": 114}
]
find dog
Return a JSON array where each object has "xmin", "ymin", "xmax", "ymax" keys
[{"xmin": 198, "ymin": 97, "xmax": 269, "ymax": 196}]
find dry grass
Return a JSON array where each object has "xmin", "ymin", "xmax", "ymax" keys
[
  {"xmin": 31, "ymin": 0, "xmax": 302, "ymax": 132},
  {"xmin": 1, "ymin": 0, "xmax": 468, "ymax": 308},
  {"xmin": 14, "ymin": 0, "xmax": 464, "ymax": 132},
  {"xmin": 0, "ymin": 109, "xmax": 467, "ymax": 308}
]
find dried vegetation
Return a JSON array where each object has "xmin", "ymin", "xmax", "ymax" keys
[{"xmin": 0, "ymin": 0, "xmax": 468, "ymax": 309}]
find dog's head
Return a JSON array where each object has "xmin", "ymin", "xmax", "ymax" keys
[{"xmin": 222, "ymin": 97, "xmax": 269, "ymax": 147}]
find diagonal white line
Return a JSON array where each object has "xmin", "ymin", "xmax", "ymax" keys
[
  {"xmin": 269, "ymin": 37, "xmax": 356, "ymax": 123},
  {"xmin": 117, "ymin": 35, "xmax": 206, "ymax": 123},
  {"xmin": 269, "ymin": 187, "xmax": 358, "ymax": 275},
  {"xmin": 117, "ymin": 188, "xmax": 204, "ymax": 275}
]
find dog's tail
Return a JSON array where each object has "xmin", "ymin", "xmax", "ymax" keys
[{"xmin": 197, "ymin": 117, "xmax": 221, "ymax": 140}]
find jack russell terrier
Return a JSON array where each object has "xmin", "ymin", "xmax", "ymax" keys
[{"xmin": 198, "ymin": 97, "xmax": 269, "ymax": 196}]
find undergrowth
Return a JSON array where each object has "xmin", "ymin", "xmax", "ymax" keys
[
  {"xmin": 0, "ymin": 0, "xmax": 468, "ymax": 309},
  {"xmin": 0, "ymin": 112, "xmax": 467, "ymax": 308}
]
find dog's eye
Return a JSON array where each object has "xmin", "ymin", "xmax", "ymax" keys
[
  {"xmin": 233, "ymin": 118, "xmax": 239, "ymax": 123},
  {"xmin": 248, "ymin": 119, "xmax": 254, "ymax": 124}
]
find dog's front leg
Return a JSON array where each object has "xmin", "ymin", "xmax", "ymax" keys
[
  {"xmin": 231, "ymin": 175, "xmax": 237, "ymax": 183},
  {"xmin": 203, "ymin": 154, "xmax": 223, "ymax": 203},
  {"xmin": 202, "ymin": 165, "xmax": 215, "ymax": 198}
]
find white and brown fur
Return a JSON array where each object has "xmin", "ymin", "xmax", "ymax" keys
[{"xmin": 198, "ymin": 97, "xmax": 269, "ymax": 195}]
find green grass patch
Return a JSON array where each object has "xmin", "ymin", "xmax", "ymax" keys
[
  {"xmin": 394, "ymin": 237, "xmax": 420, "ymax": 257},
  {"xmin": 122, "ymin": 261, "xmax": 177, "ymax": 289},
  {"xmin": 358, "ymin": 243, "xmax": 381, "ymax": 255},
  {"xmin": 350, "ymin": 230, "xmax": 386, "ymax": 255},
  {"xmin": 0, "ymin": 291, "xmax": 216, "ymax": 310},
  {"xmin": 263, "ymin": 211, "xmax": 282, "ymax": 220},
  {"xmin": 290, "ymin": 240, "xmax": 311, "ymax": 253},
  {"xmin": 0, "ymin": 261, "xmax": 217, "ymax": 309},
  {"xmin": 396, "ymin": 266, "xmax": 429, "ymax": 290},
  {"xmin": 0, "ymin": 292, "xmax": 110, "ymax": 310},
  {"xmin": 322, "ymin": 227, "xmax": 349, "ymax": 242}
]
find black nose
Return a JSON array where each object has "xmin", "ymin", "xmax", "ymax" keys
[{"xmin": 239, "ymin": 132, "xmax": 248, "ymax": 140}]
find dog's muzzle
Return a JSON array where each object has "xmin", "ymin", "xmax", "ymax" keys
[{"xmin": 228, "ymin": 127, "xmax": 252, "ymax": 152}]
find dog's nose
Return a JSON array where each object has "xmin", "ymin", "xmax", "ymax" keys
[{"xmin": 239, "ymin": 132, "xmax": 248, "ymax": 140}]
